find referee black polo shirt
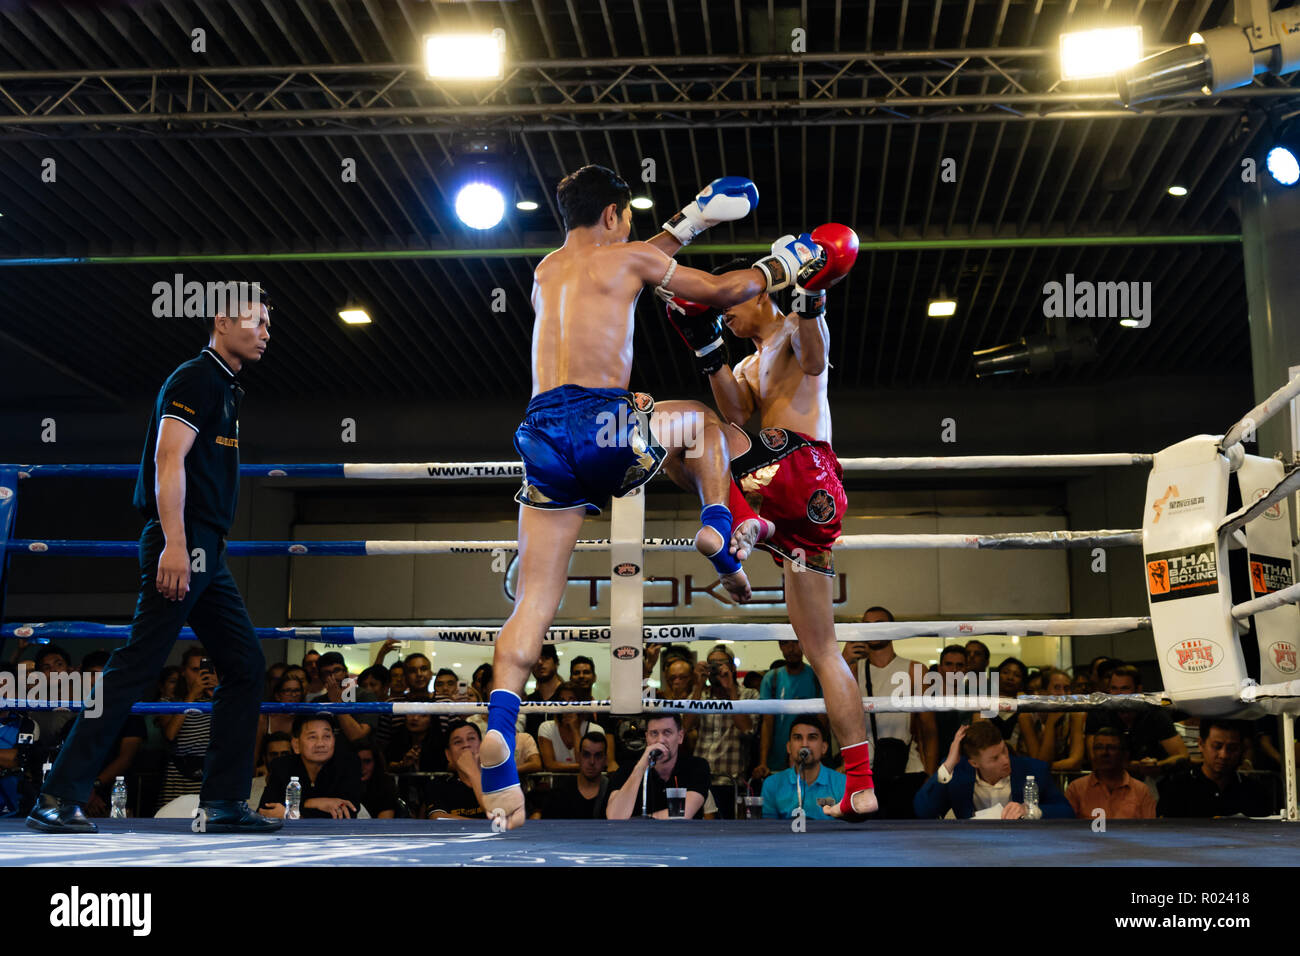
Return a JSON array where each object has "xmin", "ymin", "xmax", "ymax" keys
[{"xmin": 133, "ymin": 347, "xmax": 243, "ymax": 533}]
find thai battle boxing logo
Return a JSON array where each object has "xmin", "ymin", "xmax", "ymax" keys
[
  {"xmin": 759, "ymin": 427, "xmax": 789, "ymax": 452},
  {"xmin": 1251, "ymin": 487, "xmax": 1284, "ymax": 521},
  {"xmin": 1166, "ymin": 638, "xmax": 1222, "ymax": 674},
  {"xmin": 1269, "ymin": 641, "xmax": 1298, "ymax": 675},
  {"xmin": 632, "ymin": 392, "xmax": 655, "ymax": 413},
  {"xmin": 806, "ymin": 489, "xmax": 837, "ymax": 524}
]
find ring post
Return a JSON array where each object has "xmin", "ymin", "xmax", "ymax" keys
[{"xmin": 610, "ymin": 488, "xmax": 645, "ymax": 717}]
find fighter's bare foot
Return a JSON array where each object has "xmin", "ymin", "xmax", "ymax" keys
[
  {"xmin": 729, "ymin": 518, "xmax": 766, "ymax": 562},
  {"xmin": 479, "ymin": 731, "xmax": 526, "ymax": 830},
  {"xmin": 720, "ymin": 568, "xmax": 752, "ymax": 604},
  {"xmin": 819, "ymin": 788, "xmax": 879, "ymax": 821},
  {"xmin": 483, "ymin": 786, "xmax": 527, "ymax": 830},
  {"xmin": 696, "ymin": 526, "xmax": 752, "ymax": 603}
]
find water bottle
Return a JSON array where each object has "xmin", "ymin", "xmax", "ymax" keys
[
  {"xmin": 1022, "ymin": 774, "xmax": 1042, "ymax": 821},
  {"xmin": 286, "ymin": 776, "xmax": 302, "ymax": 820},
  {"xmin": 110, "ymin": 777, "xmax": 127, "ymax": 819}
]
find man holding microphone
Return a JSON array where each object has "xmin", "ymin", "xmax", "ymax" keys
[{"xmin": 605, "ymin": 715, "xmax": 712, "ymax": 820}]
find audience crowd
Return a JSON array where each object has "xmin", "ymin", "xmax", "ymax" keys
[{"xmin": 0, "ymin": 617, "xmax": 1291, "ymax": 822}]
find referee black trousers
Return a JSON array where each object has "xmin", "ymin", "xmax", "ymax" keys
[{"xmin": 43, "ymin": 520, "xmax": 265, "ymax": 805}]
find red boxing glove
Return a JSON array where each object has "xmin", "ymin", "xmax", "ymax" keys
[{"xmin": 798, "ymin": 223, "xmax": 859, "ymax": 292}]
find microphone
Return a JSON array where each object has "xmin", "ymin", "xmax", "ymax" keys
[
  {"xmin": 648, "ymin": 749, "xmax": 662, "ymax": 767},
  {"xmin": 797, "ymin": 747, "xmax": 811, "ymax": 765}
]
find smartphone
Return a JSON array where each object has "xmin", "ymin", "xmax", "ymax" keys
[{"xmin": 200, "ymin": 657, "xmax": 214, "ymax": 675}]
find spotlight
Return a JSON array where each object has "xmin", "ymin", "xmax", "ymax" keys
[
  {"xmin": 455, "ymin": 182, "xmax": 506, "ymax": 229},
  {"xmin": 973, "ymin": 322, "xmax": 1097, "ymax": 378},
  {"xmin": 1266, "ymin": 145, "xmax": 1300, "ymax": 187},
  {"xmin": 1117, "ymin": 8, "xmax": 1300, "ymax": 106},
  {"xmin": 424, "ymin": 33, "xmax": 505, "ymax": 80},
  {"xmin": 516, "ymin": 199, "xmax": 539, "ymax": 211},
  {"xmin": 630, "ymin": 196, "xmax": 654, "ymax": 210},
  {"xmin": 1167, "ymin": 185, "xmax": 1188, "ymax": 196},
  {"xmin": 1060, "ymin": 27, "xmax": 1144, "ymax": 80},
  {"xmin": 339, "ymin": 308, "xmax": 371, "ymax": 325}
]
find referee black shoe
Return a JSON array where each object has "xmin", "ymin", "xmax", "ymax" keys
[
  {"xmin": 26, "ymin": 794, "xmax": 98, "ymax": 834},
  {"xmin": 199, "ymin": 800, "xmax": 284, "ymax": 833}
]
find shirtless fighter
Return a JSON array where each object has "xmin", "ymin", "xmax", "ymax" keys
[
  {"xmin": 480, "ymin": 165, "xmax": 827, "ymax": 828},
  {"xmin": 664, "ymin": 223, "xmax": 878, "ymax": 819}
]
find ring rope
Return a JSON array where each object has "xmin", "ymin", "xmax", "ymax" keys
[
  {"xmin": 2, "ymin": 617, "xmax": 1153, "ymax": 644},
  {"xmin": 5, "ymin": 529, "xmax": 1143, "ymax": 557}
]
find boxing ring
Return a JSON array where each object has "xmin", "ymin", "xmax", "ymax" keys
[{"xmin": 3, "ymin": 373, "xmax": 1300, "ymax": 865}]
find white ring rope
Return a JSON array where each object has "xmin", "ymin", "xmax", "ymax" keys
[
  {"xmin": 1232, "ymin": 581, "xmax": 1300, "ymax": 620},
  {"xmin": 355, "ymin": 529, "xmax": 1141, "ymax": 555},
  {"xmin": 1220, "ymin": 373, "xmax": 1300, "ymax": 453},
  {"xmin": 1219, "ymin": 464, "xmax": 1300, "ymax": 538}
]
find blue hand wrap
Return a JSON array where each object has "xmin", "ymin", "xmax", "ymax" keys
[
  {"xmin": 700, "ymin": 504, "xmax": 742, "ymax": 575},
  {"xmin": 480, "ymin": 689, "xmax": 521, "ymax": 794}
]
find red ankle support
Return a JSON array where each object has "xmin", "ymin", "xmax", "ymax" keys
[{"xmin": 839, "ymin": 740, "xmax": 874, "ymax": 813}]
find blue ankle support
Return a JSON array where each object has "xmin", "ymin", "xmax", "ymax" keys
[
  {"xmin": 480, "ymin": 689, "xmax": 521, "ymax": 794},
  {"xmin": 700, "ymin": 504, "xmax": 742, "ymax": 575}
]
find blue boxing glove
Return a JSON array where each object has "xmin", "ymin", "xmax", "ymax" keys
[
  {"xmin": 753, "ymin": 233, "xmax": 822, "ymax": 293},
  {"xmin": 663, "ymin": 176, "xmax": 759, "ymax": 245}
]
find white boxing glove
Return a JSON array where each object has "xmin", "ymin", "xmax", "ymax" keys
[{"xmin": 662, "ymin": 176, "xmax": 760, "ymax": 245}]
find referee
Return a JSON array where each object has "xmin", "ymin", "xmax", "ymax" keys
[{"xmin": 28, "ymin": 286, "xmax": 280, "ymax": 833}]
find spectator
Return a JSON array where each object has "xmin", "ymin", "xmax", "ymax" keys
[
  {"xmin": 1025, "ymin": 671, "xmax": 1044, "ymax": 696},
  {"xmin": 386, "ymin": 712, "xmax": 445, "ymax": 773},
  {"xmin": 742, "ymin": 671, "xmax": 763, "ymax": 692},
  {"xmin": 537, "ymin": 682, "xmax": 611, "ymax": 772},
  {"xmin": 282, "ymin": 665, "xmax": 309, "ymax": 689},
  {"xmin": 254, "ymin": 672, "xmax": 305, "ymax": 769},
  {"xmin": 1158, "ymin": 720, "xmax": 1274, "ymax": 817},
  {"xmin": 607, "ymin": 715, "xmax": 711, "ymax": 820},
  {"xmin": 433, "ymin": 668, "xmax": 462, "ymax": 701},
  {"xmin": 661, "ymin": 656, "xmax": 696, "ymax": 701},
  {"xmin": 471, "ymin": 663, "xmax": 493, "ymax": 702},
  {"xmin": 760, "ymin": 715, "xmax": 845, "ymax": 819},
  {"xmin": 530, "ymin": 732, "xmax": 611, "ymax": 820},
  {"xmin": 311, "ymin": 653, "xmax": 374, "ymax": 743},
  {"xmin": 358, "ymin": 665, "xmax": 390, "ymax": 699},
  {"xmin": 975, "ymin": 657, "xmax": 1028, "ymax": 753},
  {"xmin": 569, "ymin": 656, "xmax": 597, "ymax": 700},
  {"xmin": 29, "ymin": 644, "xmax": 77, "ymax": 750},
  {"xmin": 1066, "ymin": 728, "xmax": 1156, "ymax": 820},
  {"xmin": 1084, "ymin": 665, "xmax": 1187, "ymax": 775},
  {"xmin": 74, "ymin": 652, "xmax": 146, "ymax": 818},
  {"xmin": 685, "ymin": 645, "xmax": 757, "ymax": 783},
  {"xmin": 1070, "ymin": 669, "xmax": 1093, "ymax": 696},
  {"xmin": 1094, "ymin": 658, "xmax": 1122, "ymax": 693},
  {"xmin": 355, "ymin": 738, "xmax": 400, "ymax": 819},
  {"xmin": 264, "ymin": 662, "xmax": 288, "ymax": 698},
  {"xmin": 963, "ymin": 640, "xmax": 990, "ymax": 675},
  {"xmin": 142, "ymin": 665, "xmax": 183, "ymax": 755},
  {"xmin": 256, "ymin": 731, "xmax": 293, "ymax": 777},
  {"xmin": 660, "ymin": 644, "xmax": 694, "ymax": 681},
  {"xmin": 1019, "ymin": 667, "xmax": 1085, "ymax": 771},
  {"xmin": 259, "ymin": 714, "xmax": 362, "ymax": 819},
  {"xmin": 302, "ymin": 650, "xmax": 324, "ymax": 696},
  {"xmin": 388, "ymin": 661, "xmax": 407, "ymax": 697},
  {"xmin": 754, "ymin": 640, "xmax": 820, "ymax": 781},
  {"xmin": 157, "ymin": 647, "xmax": 214, "ymax": 810},
  {"xmin": 0, "ymin": 709, "xmax": 35, "ymax": 816},
  {"xmin": 424, "ymin": 721, "xmax": 487, "ymax": 819},
  {"xmin": 913, "ymin": 722, "xmax": 1073, "ymax": 820},
  {"xmin": 524, "ymin": 645, "xmax": 563, "ymax": 739},
  {"xmin": 607, "ymin": 643, "xmax": 663, "ymax": 772},
  {"xmin": 844, "ymin": 607, "xmax": 938, "ymax": 779},
  {"xmin": 403, "ymin": 653, "xmax": 433, "ymax": 698},
  {"xmin": 1088, "ymin": 656, "xmax": 1114, "ymax": 692},
  {"xmin": 932, "ymin": 645, "xmax": 971, "ymax": 757}
]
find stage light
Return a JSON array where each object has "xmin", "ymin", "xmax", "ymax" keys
[
  {"xmin": 424, "ymin": 33, "xmax": 504, "ymax": 80},
  {"xmin": 1266, "ymin": 145, "xmax": 1300, "ymax": 187},
  {"xmin": 1060, "ymin": 27, "xmax": 1143, "ymax": 80},
  {"xmin": 455, "ymin": 182, "xmax": 506, "ymax": 229},
  {"xmin": 630, "ymin": 196, "xmax": 654, "ymax": 210}
]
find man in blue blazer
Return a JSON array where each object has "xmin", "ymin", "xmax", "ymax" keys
[{"xmin": 913, "ymin": 720, "xmax": 1073, "ymax": 820}]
